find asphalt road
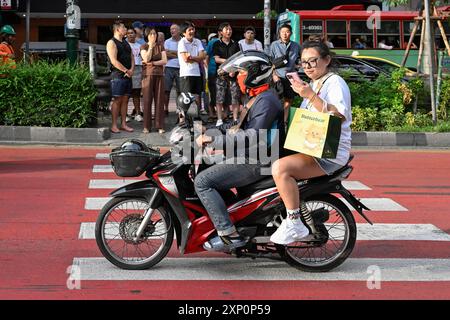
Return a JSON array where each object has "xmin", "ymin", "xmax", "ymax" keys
[{"xmin": 0, "ymin": 146, "xmax": 449, "ymax": 300}]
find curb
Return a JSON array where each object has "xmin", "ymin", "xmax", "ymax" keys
[
  {"xmin": 1, "ymin": 126, "xmax": 449, "ymax": 148},
  {"xmin": 0, "ymin": 126, "xmax": 111, "ymax": 144},
  {"xmin": 352, "ymin": 132, "xmax": 450, "ymax": 148}
]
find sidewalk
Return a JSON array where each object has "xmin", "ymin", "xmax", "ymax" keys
[{"xmin": 1, "ymin": 92, "xmax": 450, "ymax": 148}]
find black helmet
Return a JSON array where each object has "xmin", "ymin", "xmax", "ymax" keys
[
  {"xmin": 119, "ymin": 139, "xmax": 150, "ymax": 153},
  {"xmin": 176, "ymin": 92, "xmax": 196, "ymax": 112},
  {"xmin": 110, "ymin": 139, "xmax": 159, "ymax": 177},
  {"xmin": 218, "ymin": 50, "xmax": 273, "ymax": 88}
]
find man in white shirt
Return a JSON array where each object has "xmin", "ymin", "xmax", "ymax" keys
[
  {"xmin": 238, "ymin": 26, "xmax": 263, "ymax": 52},
  {"xmin": 378, "ymin": 39, "xmax": 393, "ymax": 50},
  {"xmin": 178, "ymin": 21, "xmax": 206, "ymax": 117},
  {"xmin": 164, "ymin": 24, "xmax": 181, "ymax": 115}
]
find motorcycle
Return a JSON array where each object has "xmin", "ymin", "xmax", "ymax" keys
[{"xmin": 95, "ymin": 96, "xmax": 372, "ymax": 273}]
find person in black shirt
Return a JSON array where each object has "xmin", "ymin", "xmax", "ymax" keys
[
  {"xmin": 212, "ymin": 22, "xmax": 241, "ymax": 126},
  {"xmin": 106, "ymin": 20, "xmax": 135, "ymax": 133}
]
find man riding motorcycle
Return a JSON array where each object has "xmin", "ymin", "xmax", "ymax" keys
[{"xmin": 194, "ymin": 50, "xmax": 285, "ymax": 251}]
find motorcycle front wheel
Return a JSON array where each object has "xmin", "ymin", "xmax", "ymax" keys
[
  {"xmin": 95, "ymin": 197, "xmax": 174, "ymax": 270},
  {"xmin": 276, "ymin": 194, "xmax": 357, "ymax": 272}
]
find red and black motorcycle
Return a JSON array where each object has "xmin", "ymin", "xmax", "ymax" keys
[{"xmin": 95, "ymin": 101, "xmax": 372, "ymax": 272}]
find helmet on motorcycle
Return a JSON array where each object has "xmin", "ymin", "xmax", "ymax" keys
[
  {"xmin": 219, "ymin": 50, "xmax": 273, "ymax": 89},
  {"xmin": 119, "ymin": 139, "xmax": 150, "ymax": 153},
  {"xmin": 110, "ymin": 139, "xmax": 160, "ymax": 177},
  {"xmin": 176, "ymin": 92, "xmax": 196, "ymax": 112}
]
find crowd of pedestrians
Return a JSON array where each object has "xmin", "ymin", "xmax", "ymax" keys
[{"xmin": 106, "ymin": 20, "xmax": 302, "ymax": 133}]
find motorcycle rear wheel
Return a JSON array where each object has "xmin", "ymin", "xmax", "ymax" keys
[
  {"xmin": 95, "ymin": 197, "xmax": 173, "ymax": 270},
  {"xmin": 276, "ymin": 194, "xmax": 357, "ymax": 272}
]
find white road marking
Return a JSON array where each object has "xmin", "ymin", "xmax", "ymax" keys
[
  {"xmin": 85, "ymin": 197, "xmax": 407, "ymax": 211},
  {"xmin": 89, "ymin": 179, "xmax": 142, "ymax": 189},
  {"xmin": 342, "ymin": 181, "xmax": 371, "ymax": 190},
  {"xmin": 340, "ymin": 198, "xmax": 408, "ymax": 211},
  {"xmin": 79, "ymin": 222, "xmax": 450, "ymax": 241},
  {"xmin": 71, "ymin": 257, "xmax": 450, "ymax": 281},
  {"xmin": 96, "ymin": 153, "xmax": 110, "ymax": 160},
  {"xmin": 87, "ymin": 178, "xmax": 371, "ymax": 189},
  {"xmin": 92, "ymin": 165, "xmax": 113, "ymax": 173}
]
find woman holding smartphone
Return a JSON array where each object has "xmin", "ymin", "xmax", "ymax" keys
[{"xmin": 270, "ymin": 40, "xmax": 353, "ymax": 245}]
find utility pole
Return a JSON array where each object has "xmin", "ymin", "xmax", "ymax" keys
[
  {"xmin": 264, "ymin": 0, "xmax": 271, "ymax": 54},
  {"xmin": 25, "ymin": 0, "xmax": 30, "ymax": 62},
  {"xmin": 65, "ymin": 0, "xmax": 80, "ymax": 64},
  {"xmin": 424, "ymin": 0, "xmax": 437, "ymax": 125}
]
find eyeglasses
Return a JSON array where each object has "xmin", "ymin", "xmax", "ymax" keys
[{"xmin": 301, "ymin": 57, "xmax": 320, "ymax": 69}]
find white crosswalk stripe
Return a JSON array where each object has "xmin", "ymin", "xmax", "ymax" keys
[
  {"xmin": 78, "ymin": 222, "xmax": 450, "ymax": 241},
  {"xmin": 71, "ymin": 257, "xmax": 450, "ymax": 281},
  {"xmin": 87, "ymin": 179, "xmax": 371, "ymax": 190},
  {"xmin": 84, "ymin": 197, "xmax": 406, "ymax": 211},
  {"xmin": 95, "ymin": 153, "xmax": 110, "ymax": 160},
  {"xmin": 92, "ymin": 165, "xmax": 114, "ymax": 173},
  {"xmin": 89, "ymin": 179, "xmax": 141, "ymax": 189}
]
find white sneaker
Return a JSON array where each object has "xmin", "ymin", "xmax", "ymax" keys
[
  {"xmin": 216, "ymin": 119, "xmax": 223, "ymax": 127},
  {"xmin": 126, "ymin": 116, "xmax": 131, "ymax": 123},
  {"xmin": 135, "ymin": 114, "xmax": 143, "ymax": 122},
  {"xmin": 270, "ymin": 218, "xmax": 310, "ymax": 245}
]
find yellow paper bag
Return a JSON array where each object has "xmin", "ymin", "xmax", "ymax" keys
[{"xmin": 284, "ymin": 108, "xmax": 341, "ymax": 159}]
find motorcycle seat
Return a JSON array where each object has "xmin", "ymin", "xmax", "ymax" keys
[{"xmin": 235, "ymin": 154, "xmax": 354, "ymax": 199}]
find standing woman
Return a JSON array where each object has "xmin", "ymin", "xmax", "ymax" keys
[
  {"xmin": 270, "ymin": 40, "xmax": 352, "ymax": 245},
  {"xmin": 140, "ymin": 27, "xmax": 167, "ymax": 134}
]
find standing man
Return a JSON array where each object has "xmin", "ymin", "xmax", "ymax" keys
[
  {"xmin": 213, "ymin": 22, "xmax": 241, "ymax": 126},
  {"xmin": 270, "ymin": 24, "xmax": 301, "ymax": 123},
  {"xmin": 238, "ymin": 26, "xmax": 263, "ymax": 52},
  {"xmin": 164, "ymin": 24, "xmax": 181, "ymax": 115},
  {"xmin": 106, "ymin": 20, "xmax": 134, "ymax": 133},
  {"xmin": 132, "ymin": 21, "xmax": 146, "ymax": 45},
  {"xmin": 178, "ymin": 21, "xmax": 206, "ymax": 118},
  {"xmin": 126, "ymin": 28, "xmax": 143, "ymax": 122},
  {"xmin": 0, "ymin": 25, "xmax": 16, "ymax": 68}
]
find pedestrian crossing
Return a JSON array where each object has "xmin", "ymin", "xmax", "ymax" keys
[
  {"xmin": 71, "ymin": 257, "xmax": 450, "ymax": 281},
  {"xmin": 83, "ymin": 196, "xmax": 408, "ymax": 211},
  {"xmin": 71, "ymin": 152, "xmax": 450, "ymax": 283}
]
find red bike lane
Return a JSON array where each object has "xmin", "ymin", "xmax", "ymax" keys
[{"xmin": 0, "ymin": 146, "xmax": 449, "ymax": 300}]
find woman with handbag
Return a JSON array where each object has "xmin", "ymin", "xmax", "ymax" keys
[{"xmin": 270, "ymin": 40, "xmax": 352, "ymax": 245}]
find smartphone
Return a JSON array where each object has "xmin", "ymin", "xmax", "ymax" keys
[{"xmin": 286, "ymin": 72, "xmax": 302, "ymax": 84}]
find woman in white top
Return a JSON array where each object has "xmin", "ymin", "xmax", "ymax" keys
[{"xmin": 270, "ymin": 40, "xmax": 352, "ymax": 245}]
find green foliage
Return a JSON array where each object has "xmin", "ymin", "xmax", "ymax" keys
[
  {"xmin": 0, "ymin": 61, "xmax": 97, "ymax": 128},
  {"xmin": 438, "ymin": 76, "xmax": 450, "ymax": 120},
  {"xmin": 349, "ymin": 69, "xmax": 432, "ymax": 131}
]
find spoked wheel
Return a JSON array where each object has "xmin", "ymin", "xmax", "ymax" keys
[
  {"xmin": 95, "ymin": 197, "xmax": 173, "ymax": 270},
  {"xmin": 275, "ymin": 194, "xmax": 357, "ymax": 272}
]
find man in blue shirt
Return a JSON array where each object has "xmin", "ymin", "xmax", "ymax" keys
[
  {"xmin": 206, "ymin": 32, "xmax": 219, "ymax": 123},
  {"xmin": 269, "ymin": 24, "xmax": 301, "ymax": 123}
]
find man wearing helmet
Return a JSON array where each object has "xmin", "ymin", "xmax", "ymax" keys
[
  {"xmin": 0, "ymin": 25, "xmax": 16, "ymax": 69},
  {"xmin": 193, "ymin": 50, "xmax": 285, "ymax": 252}
]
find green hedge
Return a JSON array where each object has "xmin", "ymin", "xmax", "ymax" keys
[{"xmin": 0, "ymin": 61, "xmax": 97, "ymax": 128}]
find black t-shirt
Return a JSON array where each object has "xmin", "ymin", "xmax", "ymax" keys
[{"xmin": 212, "ymin": 39, "xmax": 240, "ymax": 66}]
